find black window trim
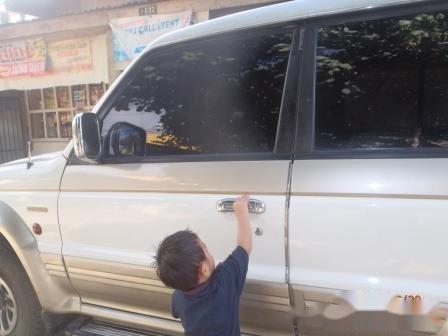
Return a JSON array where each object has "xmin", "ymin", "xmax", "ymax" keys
[
  {"xmin": 295, "ymin": 0, "xmax": 448, "ymax": 160},
  {"xmin": 88, "ymin": 23, "xmax": 302, "ymax": 166}
]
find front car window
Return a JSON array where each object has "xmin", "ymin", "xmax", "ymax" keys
[
  {"xmin": 102, "ymin": 31, "xmax": 293, "ymax": 157},
  {"xmin": 315, "ymin": 11, "xmax": 448, "ymax": 151}
]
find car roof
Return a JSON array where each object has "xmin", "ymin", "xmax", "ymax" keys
[
  {"xmin": 96, "ymin": 0, "xmax": 436, "ymax": 117},
  {"xmin": 150, "ymin": 0, "xmax": 429, "ymax": 49}
]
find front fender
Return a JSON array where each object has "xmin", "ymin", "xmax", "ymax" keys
[{"xmin": 0, "ymin": 201, "xmax": 80, "ymax": 313}]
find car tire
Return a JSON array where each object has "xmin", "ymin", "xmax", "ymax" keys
[{"xmin": 0, "ymin": 239, "xmax": 47, "ymax": 336}]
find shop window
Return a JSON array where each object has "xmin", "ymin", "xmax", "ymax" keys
[
  {"xmin": 59, "ymin": 111, "xmax": 73, "ymax": 138},
  {"xmin": 27, "ymin": 90, "xmax": 42, "ymax": 110},
  {"xmin": 27, "ymin": 83, "xmax": 107, "ymax": 140},
  {"xmin": 45, "ymin": 112, "xmax": 58, "ymax": 138},
  {"xmin": 89, "ymin": 84, "xmax": 105, "ymax": 106},
  {"xmin": 43, "ymin": 88, "xmax": 56, "ymax": 109},
  {"xmin": 30, "ymin": 114, "xmax": 44, "ymax": 138},
  {"xmin": 56, "ymin": 87, "xmax": 71, "ymax": 109},
  {"xmin": 72, "ymin": 85, "xmax": 88, "ymax": 109}
]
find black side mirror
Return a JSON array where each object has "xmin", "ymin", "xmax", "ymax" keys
[
  {"xmin": 104, "ymin": 122, "xmax": 146, "ymax": 157},
  {"xmin": 72, "ymin": 113, "xmax": 101, "ymax": 162}
]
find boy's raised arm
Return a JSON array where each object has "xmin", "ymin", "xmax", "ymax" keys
[{"xmin": 233, "ymin": 196, "xmax": 252, "ymax": 255}]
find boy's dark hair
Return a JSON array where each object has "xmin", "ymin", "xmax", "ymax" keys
[{"xmin": 154, "ymin": 230, "xmax": 206, "ymax": 292}]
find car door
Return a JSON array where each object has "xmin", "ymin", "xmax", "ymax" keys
[
  {"xmin": 289, "ymin": 6, "xmax": 448, "ymax": 336},
  {"xmin": 59, "ymin": 25, "xmax": 300, "ymax": 335}
]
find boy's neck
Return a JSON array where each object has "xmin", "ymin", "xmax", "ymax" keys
[{"xmin": 185, "ymin": 277, "xmax": 211, "ymax": 295}]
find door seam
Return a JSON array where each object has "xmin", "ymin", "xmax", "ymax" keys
[{"xmin": 57, "ymin": 160, "xmax": 82, "ymax": 302}]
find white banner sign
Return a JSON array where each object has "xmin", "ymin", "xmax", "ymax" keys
[
  {"xmin": 47, "ymin": 38, "xmax": 92, "ymax": 73},
  {"xmin": 110, "ymin": 11, "xmax": 192, "ymax": 60}
]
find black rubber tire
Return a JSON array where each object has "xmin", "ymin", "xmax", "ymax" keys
[{"xmin": 0, "ymin": 239, "xmax": 47, "ymax": 336}]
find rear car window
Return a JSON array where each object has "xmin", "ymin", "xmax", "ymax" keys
[{"xmin": 315, "ymin": 11, "xmax": 448, "ymax": 151}]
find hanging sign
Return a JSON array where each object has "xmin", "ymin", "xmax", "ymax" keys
[
  {"xmin": 110, "ymin": 10, "xmax": 192, "ymax": 61},
  {"xmin": 47, "ymin": 38, "xmax": 92, "ymax": 73}
]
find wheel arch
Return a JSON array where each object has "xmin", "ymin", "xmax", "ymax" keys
[{"xmin": 0, "ymin": 201, "xmax": 80, "ymax": 313}]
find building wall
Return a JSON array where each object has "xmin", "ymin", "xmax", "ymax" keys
[{"xmin": 32, "ymin": 140, "xmax": 69, "ymax": 154}]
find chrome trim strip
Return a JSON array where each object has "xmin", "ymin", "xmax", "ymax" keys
[
  {"xmin": 45, "ymin": 264, "xmax": 66, "ymax": 272},
  {"xmin": 244, "ymin": 279, "xmax": 289, "ymax": 299},
  {"xmin": 69, "ymin": 272, "xmax": 173, "ymax": 294},
  {"xmin": 41, "ymin": 253, "xmax": 69, "ymax": 278},
  {"xmin": 40, "ymin": 252, "xmax": 65, "ymax": 266},
  {"xmin": 67, "ymin": 267, "xmax": 166, "ymax": 288},
  {"xmin": 48, "ymin": 270, "xmax": 70, "ymax": 278},
  {"xmin": 241, "ymin": 292, "xmax": 290, "ymax": 307},
  {"xmin": 65, "ymin": 256, "xmax": 157, "ymax": 280}
]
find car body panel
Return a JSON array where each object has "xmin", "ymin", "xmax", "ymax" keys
[
  {"xmin": 59, "ymin": 160, "xmax": 293, "ymax": 335},
  {"xmin": 0, "ymin": 0, "xmax": 446, "ymax": 334},
  {"xmin": 0, "ymin": 152, "xmax": 66, "ymax": 253},
  {"xmin": 0, "ymin": 152, "xmax": 80, "ymax": 312},
  {"xmin": 289, "ymin": 158, "xmax": 448, "ymax": 334}
]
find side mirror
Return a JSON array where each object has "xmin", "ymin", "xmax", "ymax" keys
[
  {"xmin": 104, "ymin": 122, "xmax": 146, "ymax": 157},
  {"xmin": 72, "ymin": 113, "xmax": 101, "ymax": 162}
]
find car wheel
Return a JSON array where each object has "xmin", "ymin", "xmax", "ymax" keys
[{"xmin": 0, "ymin": 241, "xmax": 47, "ymax": 336}]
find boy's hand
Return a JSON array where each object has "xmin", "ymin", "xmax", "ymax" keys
[
  {"xmin": 233, "ymin": 195, "xmax": 252, "ymax": 255},
  {"xmin": 233, "ymin": 195, "xmax": 250, "ymax": 219}
]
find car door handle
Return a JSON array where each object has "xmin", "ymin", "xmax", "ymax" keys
[{"xmin": 216, "ymin": 198, "xmax": 266, "ymax": 214}]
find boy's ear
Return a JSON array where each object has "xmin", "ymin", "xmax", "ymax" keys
[
  {"xmin": 198, "ymin": 261, "xmax": 209, "ymax": 277},
  {"xmin": 200, "ymin": 261, "xmax": 208, "ymax": 275}
]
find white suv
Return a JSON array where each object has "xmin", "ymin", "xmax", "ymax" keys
[{"xmin": 1, "ymin": 0, "xmax": 448, "ymax": 335}]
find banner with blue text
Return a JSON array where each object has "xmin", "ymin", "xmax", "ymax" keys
[{"xmin": 110, "ymin": 11, "xmax": 192, "ymax": 61}]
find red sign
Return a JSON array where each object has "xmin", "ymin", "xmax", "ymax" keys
[{"xmin": 0, "ymin": 38, "xmax": 47, "ymax": 78}]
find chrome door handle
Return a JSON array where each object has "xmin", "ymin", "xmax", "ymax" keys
[{"xmin": 216, "ymin": 198, "xmax": 266, "ymax": 214}]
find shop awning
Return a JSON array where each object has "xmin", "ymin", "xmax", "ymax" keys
[{"xmin": 5, "ymin": 0, "xmax": 156, "ymax": 18}]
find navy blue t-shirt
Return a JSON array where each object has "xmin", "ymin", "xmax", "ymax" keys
[{"xmin": 172, "ymin": 246, "xmax": 249, "ymax": 336}]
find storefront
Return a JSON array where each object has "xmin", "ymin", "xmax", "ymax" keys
[{"xmin": 0, "ymin": 33, "xmax": 109, "ymax": 154}]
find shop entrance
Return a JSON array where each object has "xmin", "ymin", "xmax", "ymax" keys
[{"xmin": 0, "ymin": 96, "xmax": 26, "ymax": 164}]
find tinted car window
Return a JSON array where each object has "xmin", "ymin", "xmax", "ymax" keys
[
  {"xmin": 316, "ymin": 11, "xmax": 448, "ymax": 150},
  {"xmin": 102, "ymin": 31, "xmax": 293, "ymax": 157}
]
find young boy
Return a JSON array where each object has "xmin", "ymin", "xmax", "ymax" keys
[{"xmin": 154, "ymin": 196, "xmax": 252, "ymax": 336}]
